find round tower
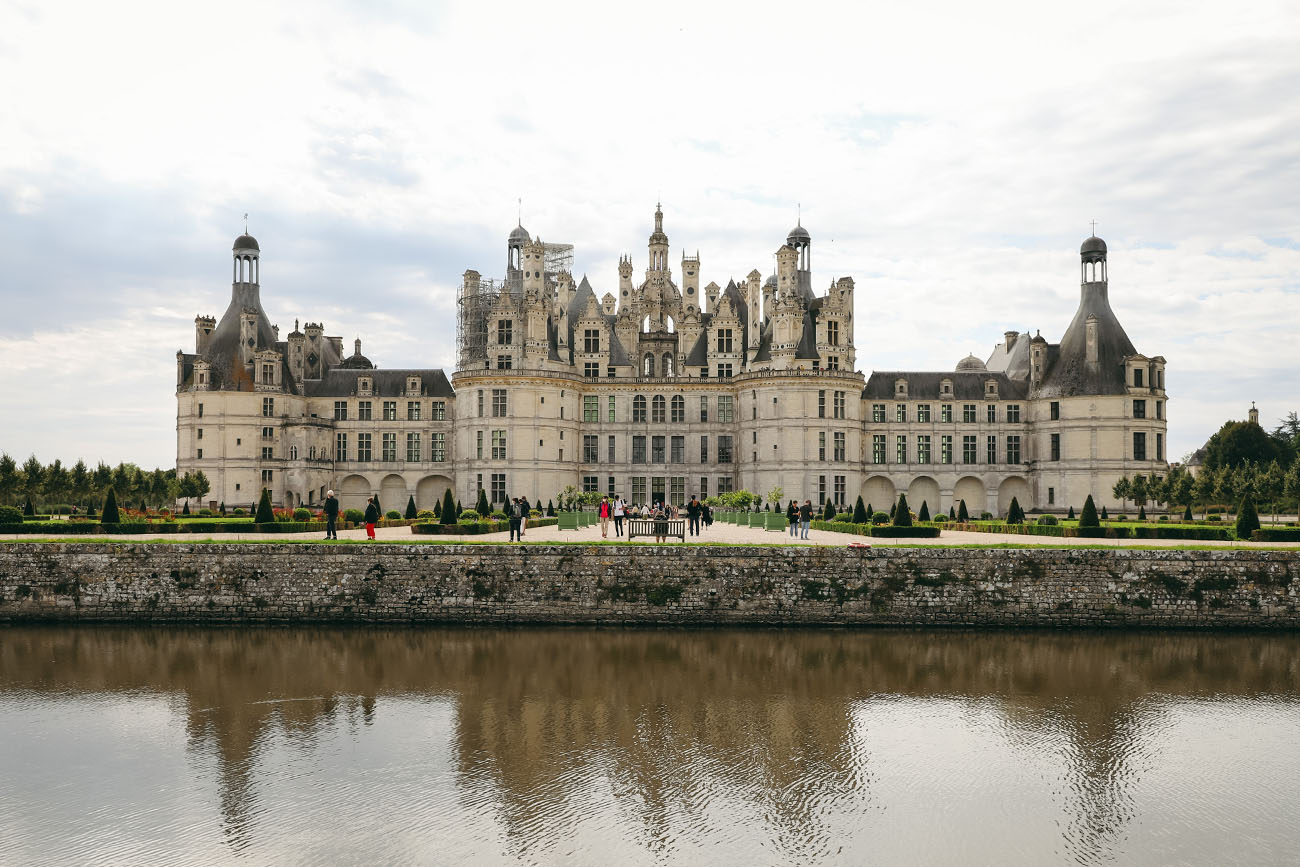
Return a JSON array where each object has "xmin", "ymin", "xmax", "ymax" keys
[
  {"xmin": 647, "ymin": 203, "xmax": 669, "ymax": 273},
  {"xmin": 787, "ymin": 220, "xmax": 811, "ymax": 273},
  {"xmin": 507, "ymin": 223, "xmax": 530, "ymax": 273},
  {"xmin": 1081, "ymin": 234, "xmax": 1107, "ymax": 284},
  {"xmin": 233, "ymin": 233, "xmax": 260, "ymax": 285}
]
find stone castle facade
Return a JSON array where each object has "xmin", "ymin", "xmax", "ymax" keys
[{"xmin": 175, "ymin": 208, "xmax": 1168, "ymax": 515}]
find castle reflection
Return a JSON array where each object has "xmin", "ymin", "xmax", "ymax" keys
[{"xmin": 2, "ymin": 627, "xmax": 1297, "ymax": 862}]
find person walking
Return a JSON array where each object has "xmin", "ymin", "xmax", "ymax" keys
[
  {"xmin": 613, "ymin": 496, "xmax": 625, "ymax": 538},
  {"xmin": 686, "ymin": 495, "xmax": 702, "ymax": 537},
  {"xmin": 599, "ymin": 496, "xmax": 611, "ymax": 538},
  {"xmin": 519, "ymin": 496, "xmax": 531, "ymax": 538},
  {"xmin": 799, "ymin": 499, "xmax": 813, "ymax": 540},
  {"xmin": 787, "ymin": 499, "xmax": 798, "ymax": 537},
  {"xmin": 363, "ymin": 496, "xmax": 380, "ymax": 540},
  {"xmin": 508, "ymin": 497, "xmax": 522, "ymax": 542},
  {"xmin": 323, "ymin": 489, "xmax": 339, "ymax": 539}
]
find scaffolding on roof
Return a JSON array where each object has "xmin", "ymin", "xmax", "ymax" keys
[
  {"xmin": 456, "ymin": 278, "xmax": 503, "ymax": 370},
  {"xmin": 543, "ymin": 243, "xmax": 573, "ymax": 277}
]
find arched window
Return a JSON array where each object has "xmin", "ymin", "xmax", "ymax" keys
[
  {"xmin": 671, "ymin": 395, "xmax": 685, "ymax": 423},
  {"xmin": 642, "ymin": 315, "xmax": 651, "ymax": 334},
  {"xmin": 632, "ymin": 395, "xmax": 647, "ymax": 423},
  {"xmin": 643, "ymin": 353, "xmax": 655, "ymax": 376},
  {"xmin": 663, "ymin": 353, "xmax": 674, "ymax": 377},
  {"xmin": 652, "ymin": 395, "xmax": 666, "ymax": 423},
  {"xmin": 665, "ymin": 315, "xmax": 675, "ymax": 333},
  {"xmin": 289, "ymin": 445, "xmax": 298, "ymax": 460}
]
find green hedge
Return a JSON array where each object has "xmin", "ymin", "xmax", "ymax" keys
[
  {"xmin": 810, "ymin": 520, "xmax": 871, "ymax": 536},
  {"xmin": 0, "ymin": 520, "xmax": 344, "ymax": 535},
  {"xmin": 1251, "ymin": 528, "xmax": 1300, "ymax": 542},
  {"xmin": 1132, "ymin": 526, "xmax": 1232, "ymax": 541},
  {"xmin": 809, "ymin": 521, "xmax": 940, "ymax": 538},
  {"xmin": 410, "ymin": 516, "xmax": 559, "ymax": 536}
]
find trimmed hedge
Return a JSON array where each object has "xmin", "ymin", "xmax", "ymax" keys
[
  {"xmin": 809, "ymin": 521, "xmax": 941, "ymax": 538},
  {"xmin": 410, "ymin": 516, "xmax": 559, "ymax": 536},
  {"xmin": 0, "ymin": 520, "xmax": 345, "ymax": 535},
  {"xmin": 1132, "ymin": 526, "xmax": 1231, "ymax": 541},
  {"xmin": 1251, "ymin": 528, "xmax": 1300, "ymax": 542}
]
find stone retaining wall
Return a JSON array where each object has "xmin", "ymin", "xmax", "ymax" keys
[{"xmin": 0, "ymin": 543, "xmax": 1297, "ymax": 627}]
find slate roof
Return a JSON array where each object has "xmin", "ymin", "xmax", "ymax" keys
[
  {"xmin": 862, "ymin": 371, "xmax": 1027, "ymax": 400},
  {"xmin": 304, "ymin": 368, "xmax": 453, "ymax": 398},
  {"xmin": 1036, "ymin": 282, "xmax": 1137, "ymax": 397}
]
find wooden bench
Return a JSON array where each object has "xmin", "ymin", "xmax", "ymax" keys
[{"xmin": 627, "ymin": 517, "xmax": 686, "ymax": 542}]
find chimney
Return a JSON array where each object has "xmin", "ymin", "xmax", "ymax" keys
[{"xmin": 1004, "ymin": 330, "xmax": 1018, "ymax": 350}]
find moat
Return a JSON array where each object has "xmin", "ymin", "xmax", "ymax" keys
[{"xmin": 2, "ymin": 627, "xmax": 1298, "ymax": 865}]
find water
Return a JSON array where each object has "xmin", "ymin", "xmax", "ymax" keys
[{"xmin": 1, "ymin": 628, "xmax": 1298, "ymax": 866}]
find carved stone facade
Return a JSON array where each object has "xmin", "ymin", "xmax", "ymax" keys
[{"xmin": 176, "ymin": 211, "xmax": 1167, "ymax": 514}]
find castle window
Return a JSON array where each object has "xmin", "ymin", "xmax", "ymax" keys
[
  {"xmin": 584, "ymin": 396, "xmax": 599, "ymax": 422},
  {"xmin": 700, "ymin": 435, "xmax": 709, "ymax": 463},
  {"xmin": 491, "ymin": 430, "xmax": 507, "ymax": 460},
  {"xmin": 1133, "ymin": 432, "xmax": 1147, "ymax": 461},
  {"xmin": 633, "ymin": 395, "xmax": 647, "ymax": 422},
  {"xmin": 197, "ymin": 428, "xmax": 203, "ymax": 439},
  {"xmin": 987, "ymin": 404, "xmax": 996, "ymax": 423},
  {"xmin": 289, "ymin": 446, "xmax": 298, "ymax": 461},
  {"xmin": 834, "ymin": 476, "xmax": 846, "ymax": 506},
  {"xmin": 872, "ymin": 404, "xmax": 886, "ymax": 423},
  {"xmin": 940, "ymin": 435, "xmax": 951, "ymax": 464},
  {"xmin": 643, "ymin": 354, "xmax": 655, "ymax": 376},
  {"xmin": 261, "ymin": 363, "xmax": 274, "ymax": 383},
  {"xmin": 1133, "ymin": 368, "xmax": 1144, "ymax": 388},
  {"xmin": 609, "ymin": 436, "xmax": 616, "ymax": 463},
  {"xmin": 1050, "ymin": 401, "xmax": 1060, "ymax": 420},
  {"xmin": 963, "ymin": 404, "xmax": 976, "ymax": 423},
  {"xmin": 896, "ymin": 436, "xmax": 907, "ymax": 464},
  {"xmin": 671, "ymin": 395, "xmax": 685, "ymax": 423},
  {"xmin": 652, "ymin": 436, "xmax": 666, "ymax": 463},
  {"xmin": 408, "ymin": 401, "xmax": 422, "ymax": 421},
  {"xmin": 262, "ymin": 447, "xmax": 274, "ymax": 460},
  {"xmin": 896, "ymin": 404, "xmax": 906, "ymax": 423},
  {"xmin": 1006, "ymin": 435, "xmax": 1021, "ymax": 464},
  {"xmin": 407, "ymin": 433, "xmax": 421, "ymax": 462},
  {"xmin": 261, "ymin": 470, "xmax": 273, "ymax": 484},
  {"xmin": 382, "ymin": 432, "xmax": 397, "ymax": 462},
  {"xmin": 497, "ymin": 320, "xmax": 513, "ymax": 345},
  {"xmin": 196, "ymin": 448, "xmax": 203, "ymax": 459},
  {"xmin": 917, "ymin": 436, "xmax": 931, "ymax": 463},
  {"xmin": 492, "ymin": 389, "xmax": 508, "ymax": 417},
  {"xmin": 583, "ymin": 475, "xmax": 599, "ymax": 493},
  {"xmin": 1133, "ymin": 400, "xmax": 1146, "ymax": 419},
  {"xmin": 358, "ymin": 401, "xmax": 372, "ymax": 421},
  {"xmin": 609, "ymin": 395, "xmax": 617, "ymax": 423},
  {"xmin": 700, "ymin": 396, "xmax": 709, "ymax": 422},
  {"xmin": 827, "ymin": 320, "xmax": 839, "ymax": 346},
  {"xmin": 430, "ymin": 433, "xmax": 445, "ymax": 462},
  {"xmin": 987, "ymin": 436, "xmax": 997, "ymax": 463},
  {"xmin": 496, "ymin": 355, "xmax": 512, "ymax": 370},
  {"xmin": 717, "ymin": 436, "xmax": 733, "ymax": 464},
  {"xmin": 717, "ymin": 363, "xmax": 733, "ymax": 378},
  {"xmin": 198, "ymin": 403, "xmax": 203, "ymax": 417},
  {"xmin": 431, "ymin": 401, "xmax": 445, "ymax": 420},
  {"xmin": 834, "ymin": 391, "xmax": 846, "ymax": 419},
  {"xmin": 1006, "ymin": 404, "xmax": 1021, "ymax": 423},
  {"xmin": 1050, "ymin": 433, "xmax": 1061, "ymax": 461},
  {"xmin": 963, "ymin": 435, "xmax": 977, "ymax": 463},
  {"xmin": 477, "ymin": 390, "xmax": 484, "ymax": 417},
  {"xmin": 334, "ymin": 401, "xmax": 348, "ymax": 420},
  {"xmin": 652, "ymin": 396, "xmax": 666, "ymax": 423},
  {"xmin": 718, "ymin": 396, "xmax": 734, "ymax": 423},
  {"xmin": 834, "ymin": 432, "xmax": 846, "ymax": 462},
  {"xmin": 584, "ymin": 329, "xmax": 600, "ymax": 353},
  {"xmin": 818, "ymin": 390, "xmax": 826, "ymax": 418},
  {"xmin": 336, "ymin": 433, "xmax": 347, "ymax": 461},
  {"xmin": 633, "ymin": 436, "xmax": 647, "ymax": 463},
  {"xmin": 819, "ymin": 432, "xmax": 826, "ymax": 461},
  {"xmin": 476, "ymin": 431, "xmax": 483, "ymax": 459},
  {"xmin": 383, "ymin": 401, "xmax": 397, "ymax": 421},
  {"xmin": 1157, "ymin": 432, "xmax": 1164, "ymax": 461},
  {"xmin": 663, "ymin": 354, "xmax": 674, "ymax": 377},
  {"xmin": 917, "ymin": 404, "xmax": 931, "ymax": 423},
  {"xmin": 584, "ymin": 363, "xmax": 600, "ymax": 378},
  {"xmin": 491, "ymin": 474, "xmax": 507, "ymax": 505},
  {"xmin": 872, "ymin": 435, "xmax": 886, "ymax": 464},
  {"xmin": 262, "ymin": 397, "xmax": 275, "ymax": 417},
  {"xmin": 716, "ymin": 329, "xmax": 733, "ymax": 353},
  {"xmin": 941, "ymin": 405, "xmax": 952, "ymax": 423},
  {"xmin": 1156, "ymin": 401, "xmax": 1163, "ymax": 420},
  {"xmin": 262, "ymin": 427, "xmax": 274, "ymax": 439},
  {"xmin": 671, "ymin": 436, "xmax": 685, "ymax": 463}
]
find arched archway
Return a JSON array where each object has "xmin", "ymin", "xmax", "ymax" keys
[
  {"xmin": 416, "ymin": 475, "xmax": 454, "ymax": 510},
  {"xmin": 998, "ymin": 476, "xmax": 1032, "ymax": 517},
  {"xmin": 953, "ymin": 476, "xmax": 987, "ymax": 518},
  {"xmin": 339, "ymin": 474, "xmax": 371, "ymax": 511},
  {"xmin": 863, "ymin": 475, "xmax": 896, "ymax": 514},
  {"xmin": 380, "ymin": 474, "xmax": 408, "ymax": 513},
  {"xmin": 907, "ymin": 476, "xmax": 941, "ymax": 519}
]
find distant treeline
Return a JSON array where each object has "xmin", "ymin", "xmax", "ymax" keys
[{"xmin": 0, "ymin": 454, "xmax": 210, "ymax": 510}]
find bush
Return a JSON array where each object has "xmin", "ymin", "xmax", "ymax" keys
[
  {"xmin": 1207, "ymin": 514, "xmax": 1222, "ymax": 521},
  {"xmin": 893, "ymin": 494, "xmax": 912, "ymax": 527},
  {"xmin": 1132, "ymin": 526, "xmax": 1231, "ymax": 541},
  {"xmin": 405, "ymin": 495, "xmax": 418, "ymax": 520},
  {"xmin": 254, "ymin": 489, "xmax": 274, "ymax": 524},
  {"xmin": 1252, "ymin": 528, "xmax": 1300, "ymax": 542},
  {"xmin": 293, "ymin": 508, "xmax": 311, "ymax": 520},
  {"xmin": 0, "ymin": 505, "xmax": 23, "ymax": 524},
  {"xmin": 198, "ymin": 508, "xmax": 213, "ymax": 517},
  {"xmin": 933, "ymin": 514, "xmax": 948, "ymax": 524},
  {"xmin": 917, "ymin": 500, "xmax": 931, "ymax": 522},
  {"xmin": 1100, "ymin": 506, "xmax": 1109, "ymax": 520},
  {"xmin": 385, "ymin": 509, "xmax": 401, "ymax": 520},
  {"xmin": 441, "ymin": 489, "xmax": 457, "ymax": 525},
  {"xmin": 102, "ymin": 488, "xmax": 120, "ymax": 524},
  {"xmin": 1116, "ymin": 514, "xmax": 1128, "ymax": 522},
  {"xmin": 1236, "ymin": 495, "xmax": 1260, "ymax": 539},
  {"xmin": 957, "ymin": 500, "xmax": 970, "ymax": 523},
  {"xmin": 1067, "ymin": 506, "xmax": 1075, "ymax": 520},
  {"xmin": 853, "ymin": 496, "xmax": 869, "ymax": 524},
  {"xmin": 490, "ymin": 509, "xmax": 508, "ymax": 520},
  {"xmin": 872, "ymin": 512, "xmax": 891, "ymax": 525},
  {"xmin": 1079, "ymin": 495, "xmax": 1100, "ymax": 529},
  {"xmin": 476, "ymin": 489, "xmax": 491, "ymax": 517},
  {"xmin": 1183, "ymin": 505, "xmax": 1193, "ymax": 521},
  {"xmin": 460, "ymin": 509, "xmax": 480, "ymax": 521},
  {"xmin": 416, "ymin": 509, "xmax": 436, "ymax": 520},
  {"xmin": 1138, "ymin": 505, "xmax": 1147, "ymax": 521},
  {"xmin": 1037, "ymin": 515, "xmax": 1058, "ymax": 526},
  {"xmin": 1006, "ymin": 497, "xmax": 1024, "ymax": 525},
  {"xmin": 344, "ymin": 508, "xmax": 365, "ymax": 524},
  {"xmin": 870, "ymin": 525, "xmax": 942, "ymax": 538},
  {"xmin": 980, "ymin": 512, "xmax": 994, "ymax": 521}
]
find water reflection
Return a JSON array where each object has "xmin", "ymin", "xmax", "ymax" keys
[{"xmin": 1, "ymin": 628, "xmax": 1298, "ymax": 865}]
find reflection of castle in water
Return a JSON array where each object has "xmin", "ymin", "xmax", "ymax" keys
[{"xmin": 2, "ymin": 629, "xmax": 1297, "ymax": 861}]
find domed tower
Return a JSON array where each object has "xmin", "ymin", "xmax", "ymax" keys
[
  {"xmin": 233, "ymin": 233, "xmax": 260, "ymax": 285},
  {"xmin": 507, "ymin": 223, "xmax": 530, "ymax": 279},
  {"xmin": 647, "ymin": 203, "xmax": 669, "ymax": 276},
  {"xmin": 787, "ymin": 220, "xmax": 811, "ymax": 296},
  {"xmin": 1081, "ymin": 234, "xmax": 1106, "ymax": 284}
]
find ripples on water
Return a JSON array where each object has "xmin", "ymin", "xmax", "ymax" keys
[{"xmin": 1, "ymin": 628, "xmax": 1299, "ymax": 866}]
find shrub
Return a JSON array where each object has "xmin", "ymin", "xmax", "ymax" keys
[
  {"xmin": 1100, "ymin": 506, "xmax": 1109, "ymax": 520},
  {"xmin": 460, "ymin": 509, "xmax": 480, "ymax": 521},
  {"xmin": 893, "ymin": 494, "xmax": 912, "ymax": 527},
  {"xmin": 979, "ymin": 512, "xmax": 993, "ymax": 521},
  {"xmin": 344, "ymin": 508, "xmax": 364, "ymax": 524},
  {"xmin": 293, "ymin": 508, "xmax": 311, "ymax": 520},
  {"xmin": 1079, "ymin": 495, "xmax": 1100, "ymax": 529},
  {"xmin": 254, "ymin": 489, "xmax": 274, "ymax": 524},
  {"xmin": 1208, "ymin": 514, "xmax": 1222, "ymax": 522},
  {"xmin": 416, "ymin": 509, "xmax": 436, "ymax": 520},
  {"xmin": 870, "ymin": 525, "xmax": 941, "ymax": 538},
  {"xmin": 1067, "ymin": 506, "xmax": 1075, "ymax": 520},
  {"xmin": 957, "ymin": 500, "xmax": 970, "ymax": 523},
  {"xmin": 1006, "ymin": 497, "xmax": 1024, "ymax": 524},
  {"xmin": 1133, "ymin": 526, "xmax": 1231, "ymax": 541},
  {"xmin": 405, "ymin": 495, "xmax": 417, "ymax": 520},
  {"xmin": 441, "ymin": 488, "xmax": 457, "ymax": 525},
  {"xmin": 1037, "ymin": 515, "xmax": 1058, "ymax": 526},
  {"xmin": 872, "ymin": 512, "xmax": 891, "ymax": 525},
  {"xmin": 0, "ymin": 505, "xmax": 23, "ymax": 524},
  {"xmin": 491, "ymin": 510, "xmax": 508, "ymax": 520},
  {"xmin": 933, "ymin": 514, "xmax": 948, "ymax": 523},
  {"xmin": 182, "ymin": 501, "xmax": 191, "ymax": 515},
  {"xmin": 1183, "ymin": 505, "xmax": 1193, "ymax": 521},
  {"xmin": 917, "ymin": 500, "xmax": 931, "ymax": 522},
  {"xmin": 233, "ymin": 508, "xmax": 246, "ymax": 516},
  {"xmin": 1116, "ymin": 514, "xmax": 1128, "ymax": 522},
  {"xmin": 102, "ymin": 488, "xmax": 120, "ymax": 524},
  {"xmin": 476, "ymin": 489, "xmax": 491, "ymax": 517},
  {"xmin": 385, "ymin": 509, "xmax": 401, "ymax": 520},
  {"xmin": 198, "ymin": 508, "xmax": 213, "ymax": 517},
  {"xmin": 1138, "ymin": 505, "xmax": 1147, "ymax": 521},
  {"xmin": 546, "ymin": 500, "xmax": 556, "ymax": 517},
  {"xmin": 1252, "ymin": 528, "xmax": 1300, "ymax": 542},
  {"xmin": 853, "ymin": 496, "xmax": 868, "ymax": 524},
  {"xmin": 1236, "ymin": 495, "xmax": 1260, "ymax": 539}
]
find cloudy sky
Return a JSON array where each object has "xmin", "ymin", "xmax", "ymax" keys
[{"xmin": 1, "ymin": 0, "xmax": 1297, "ymax": 469}]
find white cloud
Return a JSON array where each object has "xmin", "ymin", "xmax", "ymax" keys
[{"xmin": 1, "ymin": 0, "xmax": 1298, "ymax": 466}]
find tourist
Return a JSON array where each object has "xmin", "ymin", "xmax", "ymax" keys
[
  {"xmin": 363, "ymin": 496, "xmax": 379, "ymax": 540},
  {"xmin": 640, "ymin": 502, "xmax": 651, "ymax": 518},
  {"xmin": 702, "ymin": 501, "xmax": 713, "ymax": 527},
  {"xmin": 599, "ymin": 496, "xmax": 611, "ymax": 538},
  {"xmin": 613, "ymin": 496, "xmax": 625, "ymax": 537},
  {"xmin": 686, "ymin": 495, "xmax": 701, "ymax": 537},
  {"xmin": 787, "ymin": 500, "xmax": 798, "ymax": 537},
  {"xmin": 508, "ymin": 497, "xmax": 522, "ymax": 542},
  {"xmin": 519, "ymin": 496, "xmax": 531, "ymax": 538},
  {"xmin": 654, "ymin": 502, "xmax": 668, "ymax": 543},
  {"xmin": 323, "ymin": 489, "xmax": 339, "ymax": 540},
  {"xmin": 799, "ymin": 499, "xmax": 813, "ymax": 540}
]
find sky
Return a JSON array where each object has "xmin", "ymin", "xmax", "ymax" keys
[{"xmin": 1, "ymin": 0, "xmax": 1298, "ymax": 469}]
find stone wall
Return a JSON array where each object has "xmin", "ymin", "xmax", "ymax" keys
[{"xmin": 0, "ymin": 543, "xmax": 1296, "ymax": 627}]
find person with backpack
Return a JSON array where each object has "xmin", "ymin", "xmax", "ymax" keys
[
  {"xmin": 508, "ymin": 497, "xmax": 522, "ymax": 542},
  {"xmin": 363, "ymin": 496, "xmax": 380, "ymax": 540},
  {"xmin": 686, "ymin": 495, "xmax": 702, "ymax": 537}
]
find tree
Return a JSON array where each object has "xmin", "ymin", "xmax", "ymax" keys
[
  {"xmin": 1131, "ymin": 474, "xmax": 1150, "ymax": 509},
  {"xmin": 1006, "ymin": 497, "xmax": 1024, "ymax": 524},
  {"xmin": 1100, "ymin": 506, "xmax": 1108, "ymax": 520},
  {"xmin": 1112, "ymin": 476, "xmax": 1132, "ymax": 510},
  {"xmin": 767, "ymin": 486, "xmax": 784, "ymax": 510},
  {"xmin": 405, "ymin": 495, "xmax": 417, "ymax": 519},
  {"xmin": 191, "ymin": 471, "xmax": 211, "ymax": 509},
  {"xmin": 822, "ymin": 500, "xmax": 834, "ymax": 520},
  {"xmin": 1079, "ymin": 495, "xmax": 1100, "ymax": 528},
  {"xmin": 372, "ymin": 493, "xmax": 383, "ymax": 515},
  {"xmin": 255, "ymin": 489, "xmax": 275, "ymax": 524},
  {"xmin": 546, "ymin": 499, "xmax": 556, "ymax": 517},
  {"xmin": 178, "ymin": 473, "xmax": 196, "ymax": 509},
  {"xmin": 893, "ymin": 493, "xmax": 912, "ymax": 527},
  {"xmin": 20, "ymin": 455, "xmax": 43, "ymax": 506},
  {"xmin": 949, "ymin": 505, "xmax": 955, "ymax": 520},
  {"xmin": 69, "ymin": 460, "xmax": 89, "ymax": 509},
  {"xmin": 1258, "ymin": 460, "xmax": 1285, "ymax": 523},
  {"xmin": 1183, "ymin": 504, "xmax": 1193, "ymax": 521},
  {"xmin": 1236, "ymin": 493, "xmax": 1260, "ymax": 539},
  {"xmin": 957, "ymin": 500, "xmax": 970, "ymax": 523},
  {"xmin": 23, "ymin": 496, "xmax": 35, "ymax": 516},
  {"xmin": 441, "ymin": 489, "xmax": 457, "ymax": 525},
  {"xmin": 1067, "ymin": 505, "xmax": 1075, "ymax": 520},
  {"xmin": 866, "ymin": 503, "xmax": 873, "ymax": 520},
  {"xmin": 433, "ymin": 499, "xmax": 442, "ymax": 519},
  {"xmin": 852, "ymin": 496, "xmax": 868, "ymax": 524},
  {"xmin": 477, "ymin": 488, "xmax": 491, "ymax": 515},
  {"xmin": 1138, "ymin": 505, "xmax": 1146, "ymax": 521},
  {"xmin": 44, "ymin": 459, "xmax": 69, "ymax": 505},
  {"xmin": 917, "ymin": 500, "xmax": 931, "ymax": 522},
  {"xmin": 1285, "ymin": 460, "xmax": 1300, "ymax": 521},
  {"xmin": 1193, "ymin": 468, "xmax": 1218, "ymax": 518},
  {"xmin": 0, "ymin": 454, "xmax": 19, "ymax": 505},
  {"xmin": 456, "ymin": 499, "xmax": 463, "ymax": 515},
  {"xmin": 1204, "ymin": 420, "xmax": 1284, "ymax": 471},
  {"xmin": 101, "ymin": 487, "xmax": 120, "ymax": 524}
]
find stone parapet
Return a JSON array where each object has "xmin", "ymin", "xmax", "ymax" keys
[{"xmin": 0, "ymin": 543, "xmax": 1295, "ymax": 627}]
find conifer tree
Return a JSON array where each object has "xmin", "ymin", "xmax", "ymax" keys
[
  {"xmin": 456, "ymin": 499, "xmax": 463, "ymax": 515},
  {"xmin": 1236, "ymin": 494, "xmax": 1260, "ymax": 539},
  {"xmin": 433, "ymin": 499, "xmax": 442, "ymax": 519},
  {"xmin": 1101, "ymin": 505, "xmax": 1109, "ymax": 520},
  {"xmin": 853, "ymin": 496, "xmax": 868, "ymax": 524},
  {"xmin": 1067, "ymin": 505, "xmax": 1075, "ymax": 520},
  {"xmin": 23, "ymin": 496, "xmax": 34, "ymax": 516},
  {"xmin": 101, "ymin": 488, "xmax": 120, "ymax": 524},
  {"xmin": 219, "ymin": 502, "xmax": 226, "ymax": 516},
  {"xmin": 372, "ymin": 494, "xmax": 382, "ymax": 515},
  {"xmin": 1183, "ymin": 504, "xmax": 1193, "ymax": 521},
  {"xmin": 547, "ymin": 499, "xmax": 555, "ymax": 517},
  {"xmin": 1138, "ymin": 505, "xmax": 1146, "ymax": 521},
  {"xmin": 476, "ymin": 488, "xmax": 491, "ymax": 516},
  {"xmin": 949, "ymin": 505, "xmax": 955, "ymax": 520},
  {"xmin": 893, "ymin": 493, "xmax": 912, "ymax": 527},
  {"xmin": 441, "ymin": 489, "xmax": 456, "ymax": 525},
  {"xmin": 957, "ymin": 499, "xmax": 970, "ymax": 523},
  {"xmin": 182, "ymin": 501, "xmax": 190, "ymax": 515},
  {"xmin": 1079, "ymin": 495, "xmax": 1100, "ymax": 528},
  {"xmin": 1006, "ymin": 497, "xmax": 1024, "ymax": 524},
  {"xmin": 918, "ymin": 500, "xmax": 931, "ymax": 522},
  {"xmin": 866, "ymin": 503, "xmax": 874, "ymax": 521},
  {"xmin": 822, "ymin": 500, "xmax": 834, "ymax": 520},
  {"xmin": 255, "ymin": 489, "xmax": 274, "ymax": 524},
  {"xmin": 405, "ymin": 495, "xmax": 417, "ymax": 519}
]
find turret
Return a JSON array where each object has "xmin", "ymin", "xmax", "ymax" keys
[
  {"xmin": 647, "ymin": 203, "xmax": 669, "ymax": 276},
  {"xmin": 522, "ymin": 238, "xmax": 545, "ymax": 295},
  {"xmin": 682, "ymin": 252, "xmax": 700, "ymax": 315},
  {"xmin": 746, "ymin": 269, "xmax": 762, "ymax": 350},
  {"xmin": 194, "ymin": 315, "xmax": 216, "ymax": 354}
]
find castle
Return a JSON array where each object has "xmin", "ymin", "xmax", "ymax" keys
[{"xmin": 175, "ymin": 207, "xmax": 1168, "ymax": 515}]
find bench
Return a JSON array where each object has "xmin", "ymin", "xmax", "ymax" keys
[{"xmin": 627, "ymin": 517, "xmax": 686, "ymax": 542}]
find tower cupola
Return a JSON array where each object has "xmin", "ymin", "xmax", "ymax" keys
[
  {"xmin": 233, "ymin": 233, "xmax": 260, "ymax": 285},
  {"xmin": 1081, "ymin": 234, "xmax": 1107, "ymax": 283}
]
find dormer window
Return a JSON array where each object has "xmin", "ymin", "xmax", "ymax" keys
[
  {"xmin": 359, "ymin": 376, "xmax": 372, "ymax": 394},
  {"xmin": 1133, "ymin": 368, "xmax": 1144, "ymax": 388},
  {"xmin": 497, "ymin": 320, "xmax": 513, "ymax": 345},
  {"xmin": 940, "ymin": 378, "xmax": 952, "ymax": 395},
  {"xmin": 895, "ymin": 378, "xmax": 908, "ymax": 397}
]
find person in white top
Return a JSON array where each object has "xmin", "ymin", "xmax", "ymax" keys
[{"xmin": 613, "ymin": 497, "xmax": 626, "ymax": 538}]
